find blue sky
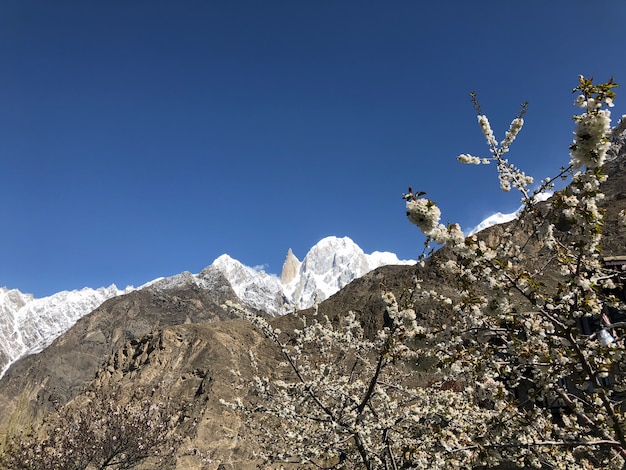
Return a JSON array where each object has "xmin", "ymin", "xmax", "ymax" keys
[{"xmin": 1, "ymin": 1, "xmax": 626, "ymax": 297}]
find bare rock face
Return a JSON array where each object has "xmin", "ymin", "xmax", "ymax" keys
[
  {"xmin": 89, "ymin": 321, "xmax": 277, "ymax": 469},
  {"xmin": 279, "ymin": 248, "xmax": 300, "ymax": 285},
  {"xmin": 0, "ymin": 271, "xmax": 241, "ymax": 434}
]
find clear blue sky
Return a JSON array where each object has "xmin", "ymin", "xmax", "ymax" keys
[{"xmin": 1, "ymin": 1, "xmax": 625, "ymax": 297}]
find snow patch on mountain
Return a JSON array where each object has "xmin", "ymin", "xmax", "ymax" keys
[
  {"xmin": 467, "ymin": 192, "xmax": 553, "ymax": 235},
  {"xmin": 0, "ymin": 285, "xmax": 129, "ymax": 377},
  {"xmin": 467, "ymin": 211, "xmax": 518, "ymax": 236}
]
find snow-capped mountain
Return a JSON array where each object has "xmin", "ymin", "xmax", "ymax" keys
[
  {"xmin": 281, "ymin": 236, "xmax": 412, "ymax": 310},
  {"xmin": 150, "ymin": 236, "xmax": 413, "ymax": 315},
  {"xmin": 0, "ymin": 236, "xmax": 412, "ymax": 378},
  {"xmin": 0, "ymin": 285, "xmax": 129, "ymax": 377},
  {"xmin": 210, "ymin": 254, "xmax": 287, "ymax": 314}
]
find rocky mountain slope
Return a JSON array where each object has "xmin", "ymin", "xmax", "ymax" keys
[{"xmin": 0, "ymin": 144, "xmax": 624, "ymax": 469}]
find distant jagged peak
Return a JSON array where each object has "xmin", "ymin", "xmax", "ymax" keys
[
  {"xmin": 281, "ymin": 236, "xmax": 413, "ymax": 309},
  {"xmin": 207, "ymin": 235, "xmax": 413, "ymax": 314},
  {"xmin": 210, "ymin": 252, "xmax": 284, "ymax": 315},
  {"xmin": 0, "ymin": 286, "xmax": 33, "ymax": 297},
  {"xmin": 212, "ymin": 253, "xmax": 241, "ymax": 267},
  {"xmin": 309, "ymin": 235, "xmax": 361, "ymax": 254},
  {"xmin": 0, "ymin": 287, "xmax": 34, "ymax": 313},
  {"xmin": 301, "ymin": 235, "xmax": 412, "ymax": 271},
  {"xmin": 0, "ymin": 284, "xmax": 124, "ymax": 301},
  {"xmin": 211, "ymin": 253, "xmax": 259, "ymax": 279},
  {"xmin": 300, "ymin": 236, "xmax": 367, "ymax": 275},
  {"xmin": 280, "ymin": 248, "xmax": 301, "ymax": 285},
  {"xmin": 211, "ymin": 253, "xmax": 276, "ymax": 282},
  {"xmin": 0, "ymin": 284, "xmax": 129, "ymax": 379}
]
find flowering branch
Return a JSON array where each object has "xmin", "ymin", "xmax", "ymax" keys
[{"xmin": 402, "ymin": 76, "xmax": 626, "ymax": 468}]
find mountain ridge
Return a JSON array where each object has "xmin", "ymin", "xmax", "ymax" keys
[
  {"xmin": 0, "ymin": 236, "xmax": 413, "ymax": 378},
  {"xmin": 0, "ymin": 285, "xmax": 130, "ymax": 377}
]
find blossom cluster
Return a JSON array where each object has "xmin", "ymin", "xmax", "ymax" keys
[
  {"xmin": 501, "ymin": 117, "xmax": 524, "ymax": 152},
  {"xmin": 478, "ymin": 114, "xmax": 498, "ymax": 149},
  {"xmin": 570, "ymin": 75, "xmax": 618, "ymax": 168},
  {"xmin": 406, "ymin": 197, "xmax": 441, "ymax": 235},
  {"xmin": 457, "ymin": 107, "xmax": 534, "ymax": 196},
  {"xmin": 457, "ymin": 153, "xmax": 490, "ymax": 165},
  {"xmin": 224, "ymin": 299, "xmax": 426, "ymax": 468},
  {"xmin": 571, "ymin": 108, "xmax": 611, "ymax": 168},
  {"xmin": 0, "ymin": 385, "xmax": 181, "ymax": 469},
  {"xmin": 496, "ymin": 157, "xmax": 534, "ymax": 192},
  {"xmin": 458, "ymin": 115, "xmax": 524, "ymax": 163}
]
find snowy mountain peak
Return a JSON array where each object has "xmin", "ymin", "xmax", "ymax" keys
[
  {"xmin": 466, "ymin": 192, "xmax": 553, "ymax": 236},
  {"xmin": 0, "ymin": 287, "xmax": 34, "ymax": 316},
  {"xmin": 467, "ymin": 212, "xmax": 518, "ymax": 236},
  {"xmin": 280, "ymin": 236, "xmax": 412, "ymax": 309},
  {"xmin": 301, "ymin": 236, "xmax": 367, "ymax": 274},
  {"xmin": 207, "ymin": 236, "xmax": 413, "ymax": 314},
  {"xmin": 210, "ymin": 252, "xmax": 287, "ymax": 314},
  {"xmin": 212, "ymin": 254, "xmax": 253, "ymax": 280}
]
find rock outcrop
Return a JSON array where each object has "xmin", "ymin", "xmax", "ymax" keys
[{"xmin": 279, "ymin": 248, "xmax": 300, "ymax": 285}]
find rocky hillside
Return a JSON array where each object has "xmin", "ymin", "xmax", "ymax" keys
[
  {"xmin": 0, "ymin": 268, "xmax": 239, "ymax": 426},
  {"xmin": 0, "ymin": 143, "xmax": 624, "ymax": 469}
]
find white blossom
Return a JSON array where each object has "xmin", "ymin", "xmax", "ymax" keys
[
  {"xmin": 571, "ymin": 108, "xmax": 611, "ymax": 168},
  {"xmin": 457, "ymin": 153, "xmax": 482, "ymax": 164},
  {"xmin": 406, "ymin": 198, "xmax": 441, "ymax": 234},
  {"xmin": 500, "ymin": 117, "xmax": 524, "ymax": 151},
  {"xmin": 477, "ymin": 114, "xmax": 498, "ymax": 149}
]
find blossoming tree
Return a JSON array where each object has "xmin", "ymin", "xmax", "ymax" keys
[
  {"xmin": 0, "ymin": 385, "xmax": 181, "ymax": 470},
  {"xmin": 229, "ymin": 76, "xmax": 626, "ymax": 469}
]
